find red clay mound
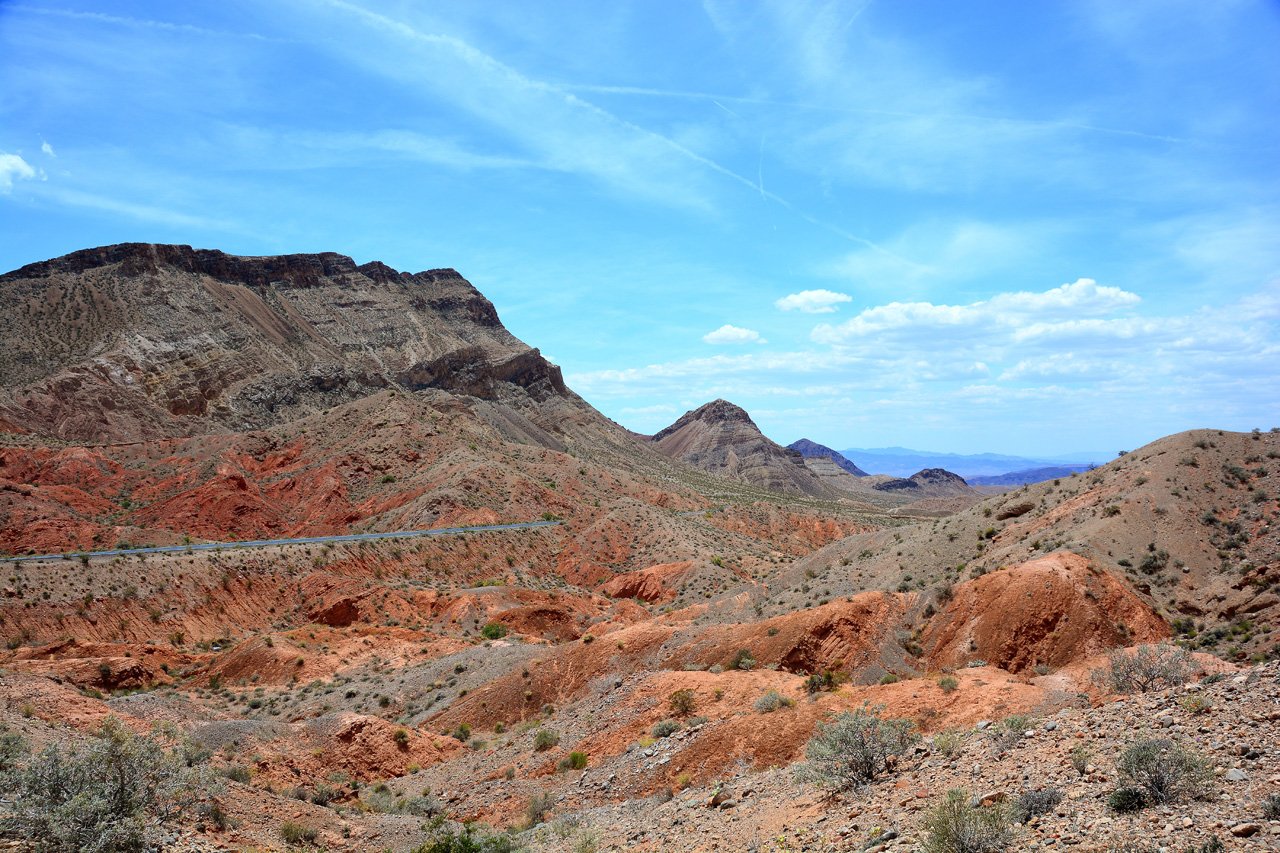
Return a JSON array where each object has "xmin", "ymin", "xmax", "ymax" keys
[
  {"xmin": 600, "ymin": 561, "xmax": 692, "ymax": 603},
  {"xmin": 923, "ymin": 552, "xmax": 1169, "ymax": 674}
]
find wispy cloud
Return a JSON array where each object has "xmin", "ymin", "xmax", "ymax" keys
[
  {"xmin": 0, "ymin": 152, "xmax": 39, "ymax": 192},
  {"xmin": 703, "ymin": 324, "xmax": 767, "ymax": 344},
  {"xmin": 775, "ymin": 289, "xmax": 851, "ymax": 313}
]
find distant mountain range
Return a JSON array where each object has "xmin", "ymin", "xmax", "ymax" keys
[
  {"xmin": 836, "ymin": 446, "xmax": 1103, "ymax": 479},
  {"xmin": 965, "ymin": 465, "xmax": 1096, "ymax": 486}
]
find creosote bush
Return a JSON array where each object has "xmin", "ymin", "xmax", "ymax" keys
[
  {"xmin": 411, "ymin": 817, "xmax": 521, "ymax": 853},
  {"xmin": 281, "ymin": 821, "xmax": 319, "ymax": 845},
  {"xmin": 920, "ymin": 789, "xmax": 1015, "ymax": 853},
  {"xmin": 795, "ymin": 703, "xmax": 918, "ymax": 789},
  {"xmin": 753, "ymin": 689, "xmax": 795, "ymax": 713},
  {"xmin": 481, "ymin": 622, "xmax": 508, "ymax": 640},
  {"xmin": 533, "ymin": 729, "xmax": 559, "ymax": 751},
  {"xmin": 1015, "ymin": 787, "xmax": 1063, "ymax": 822},
  {"xmin": 1, "ymin": 716, "xmax": 221, "ymax": 853},
  {"xmin": 669, "ymin": 688, "xmax": 696, "ymax": 717},
  {"xmin": 1097, "ymin": 642, "xmax": 1195, "ymax": 693},
  {"xmin": 1116, "ymin": 738, "xmax": 1211, "ymax": 804},
  {"xmin": 525, "ymin": 792, "xmax": 555, "ymax": 827},
  {"xmin": 651, "ymin": 719, "xmax": 682, "ymax": 738}
]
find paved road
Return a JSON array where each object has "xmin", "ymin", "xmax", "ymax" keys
[
  {"xmin": 3, "ymin": 504, "xmax": 729, "ymax": 563},
  {"xmin": 2, "ymin": 519, "xmax": 562, "ymax": 563}
]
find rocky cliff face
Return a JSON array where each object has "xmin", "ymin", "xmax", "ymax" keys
[
  {"xmin": 646, "ymin": 400, "xmax": 845, "ymax": 498},
  {"xmin": 0, "ymin": 244, "xmax": 583, "ymax": 443}
]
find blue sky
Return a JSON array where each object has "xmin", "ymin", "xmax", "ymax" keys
[{"xmin": 1, "ymin": 1, "xmax": 1277, "ymax": 456}]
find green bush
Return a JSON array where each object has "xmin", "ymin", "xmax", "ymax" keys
[
  {"xmin": 281, "ymin": 822, "xmax": 319, "ymax": 845},
  {"xmin": 931, "ymin": 729, "xmax": 967, "ymax": 758},
  {"xmin": 1117, "ymin": 738, "xmax": 1210, "ymax": 804},
  {"xmin": 669, "ymin": 688, "xmax": 696, "ymax": 716},
  {"xmin": 880, "ymin": 673, "xmax": 900, "ymax": 685},
  {"xmin": 920, "ymin": 789, "xmax": 1015, "ymax": 853},
  {"xmin": 795, "ymin": 703, "xmax": 918, "ymax": 789},
  {"xmin": 804, "ymin": 669, "xmax": 847, "ymax": 694},
  {"xmin": 533, "ymin": 729, "xmax": 559, "ymax": 751},
  {"xmin": 937, "ymin": 676, "xmax": 959, "ymax": 693},
  {"xmin": 1, "ymin": 716, "xmax": 220, "ymax": 853},
  {"xmin": 557, "ymin": 751, "xmax": 588, "ymax": 772},
  {"xmin": 728, "ymin": 649, "xmax": 756, "ymax": 671},
  {"xmin": 1107, "ymin": 786, "xmax": 1146, "ymax": 812},
  {"xmin": 525, "ymin": 792, "xmax": 555, "ymax": 826},
  {"xmin": 411, "ymin": 818, "xmax": 521, "ymax": 853},
  {"xmin": 753, "ymin": 689, "xmax": 794, "ymax": 713},
  {"xmin": 221, "ymin": 764, "xmax": 251, "ymax": 783},
  {"xmin": 481, "ymin": 623, "xmax": 509, "ymax": 640},
  {"xmin": 652, "ymin": 719, "xmax": 682, "ymax": 738}
]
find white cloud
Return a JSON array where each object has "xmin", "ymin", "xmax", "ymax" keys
[
  {"xmin": 775, "ymin": 289, "xmax": 852, "ymax": 313},
  {"xmin": 0, "ymin": 153, "xmax": 37, "ymax": 192},
  {"xmin": 703, "ymin": 324, "xmax": 766, "ymax": 345},
  {"xmin": 40, "ymin": 140, "xmax": 55, "ymax": 157},
  {"xmin": 811, "ymin": 278, "xmax": 1140, "ymax": 345}
]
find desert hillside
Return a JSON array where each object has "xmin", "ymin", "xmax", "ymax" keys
[{"xmin": 0, "ymin": 247, "xmax": 1276, "ymax": 853}]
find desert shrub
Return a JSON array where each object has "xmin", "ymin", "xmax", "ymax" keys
[
  {"xmin": 753, "ymin": 689, "xmax": 794, "ymax": 713},
  {"xmin": 1179, "ymin": 693, "xmax": 1211, "ymax": 715},
  {"xmin": 411, "ymin": 818, "xmax": 521, "ymax": 853},
  {"xmin": 880, "ymin": 673, "xmax": 900, "ymax": 685},
  {"xmin": 399, "ymin": 795, "xmax": 443, "ymax": 816},
  {"xmin": 931, "ymin": 729, "xmax": 967, "ymax": 758},
  {"xmin": 302, "ymin": 782, "xmax": 336, "ymax": 806},
  {"xmin": 394, "ymin": 729, "xmax": 411, "ymax": 747},
  {"xmin": 795, "ymin": 703, "xmax": 918, "ymax": 789},
  {"xmin": 281, "ymin": 822, "xmax": 319, "ymax": 845},
  {"xmin": 1107, "ymin": 786, "xmax": 1145, "ymax": 812},
  {"xmin": 1098, "ymin": 643, "xmax": 1194, "ymax": 693},
  {"xmin": 1015, "ymin": 787, "xmax": 1062, "ymax": 821},
  {"xmin": 525, "ymin": 792, "xmax": 555, "ymax": 826},
  {"xmin": 481, "ymin": 623, "xmax": 508, "ymax": 640},
  {"xmin": 651, "ymin": 719, "xmax": 682, "ymax": 738},
  {"xmin": 1, "ymin": 716, "xmax": 220, "ymax": 853},
  {"xmin": 453, "ymin": 723, "xmax": 472, "ymax": 742},
  {"xmin": 0, "ymin": 730, "xmax": 28, "ymax": 770},
  {"xmin": 1117, "ymin": 738, "xmax": 1210, "ymax": 804},
  {"xmin": 669, "ymin": 688, "xmax": 696, "ymax": 716},
  {"xmin": 989, "ymin": 715, "xmax": 1031, "ymax": 750},
  {"xmin": 804, "ymin": 669, "xmax": 847, "ymax": 694},
  {"xmin": 728, "ymin": 649, "xmax": 756, "ymax": 671},
  {"xmin": 1263, "ymin": 793, "xmax": 1280, "ymax": 820},
  {"xmin": 920, "ymin": 789, "xmax": 1015, "ymax": 853},
  {"xmin": 937, "ymin": 676, "xmax": 959, "ymax": 693},
  {"xmin": 556, "ymin": 751, "xmax": 587, "ymax": 772},
  {"xmin": 222, "ymin": 764, "xmax": 251, "ymax": 783},
  {"xmin": 533, "ymin": 729, "xmax": 559, "ymax": 751},
  {"xmin": 1069, "ymin": 744, "xmax": 1093, "ymax": 776}
]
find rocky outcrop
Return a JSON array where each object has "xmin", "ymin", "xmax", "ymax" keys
[
  {"xmin": 0, "ymin": 243, "xmax": 580, "ymax": 442},
  {"xmin": 872, "ymin": 467, "xmax": 976, "ymax": 499},
  {"xmin": 646, "ymin": 401, "xmax": 843, "ymax": 498}
]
